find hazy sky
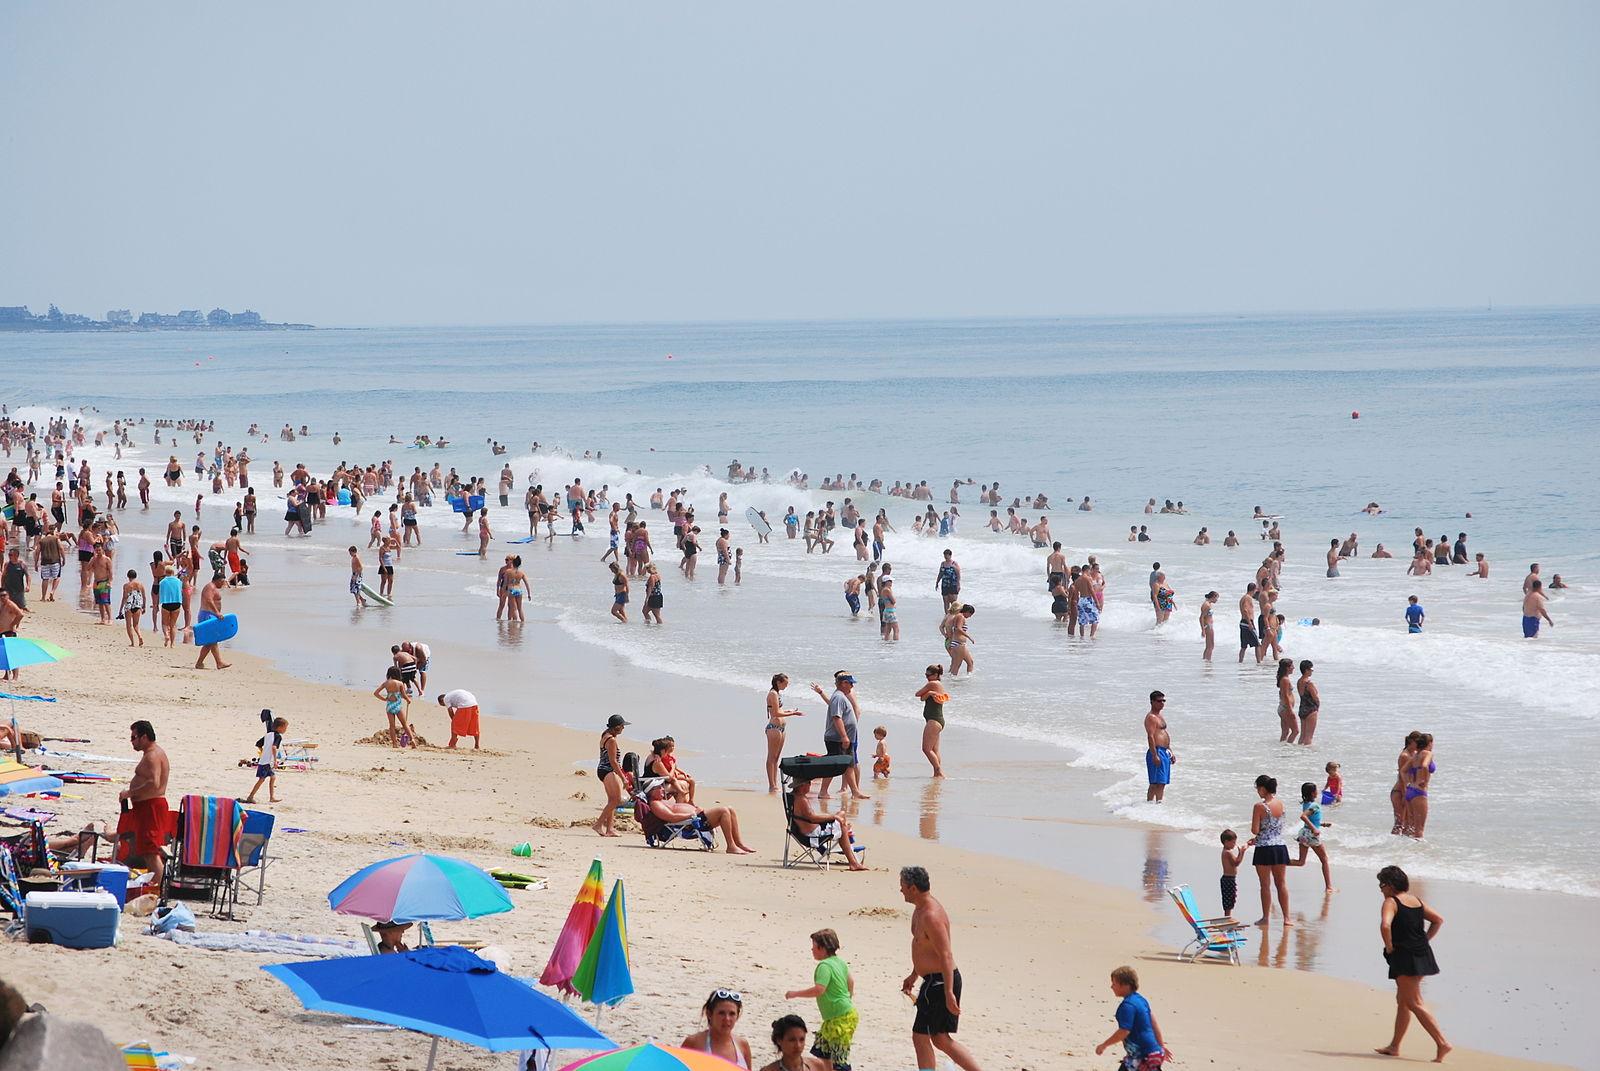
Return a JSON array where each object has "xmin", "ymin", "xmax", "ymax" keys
[{"xmin": 3, "ymin": 2, "xmax": 1597, "ymax": 325}]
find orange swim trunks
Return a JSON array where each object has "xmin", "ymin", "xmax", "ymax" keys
[{"xmin": 450, "ymin": 705, "xmax": 480, "ymax": 737}]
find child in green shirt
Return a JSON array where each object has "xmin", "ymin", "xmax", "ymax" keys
[{"xmin": 784, "ymin": 928, "xmax": 857, "ymax": 1070}]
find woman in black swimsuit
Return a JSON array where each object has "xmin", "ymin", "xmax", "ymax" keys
[
  {"xmin": 592, "ymin": 714, "xmax": 628, "ymax": 838},
  {"xmin": 1375, "ymin": 865, "xmax": 1451, "ymax": 1061}
]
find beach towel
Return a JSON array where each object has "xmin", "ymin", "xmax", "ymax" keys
[
  {"xmin": 153, "ymin": 928, "xmax": 362, "ymax": 957},
  {"xmin": 177, "ymin": 795, "xmax": 243, "ymax": 868}
]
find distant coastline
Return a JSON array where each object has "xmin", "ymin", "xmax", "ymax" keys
[{"xmin": 0, "ymin": 302, "xmax": 312, "ymax": 331}]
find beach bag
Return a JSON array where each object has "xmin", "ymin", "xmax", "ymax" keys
[{"xmin": 150, "ymin": 902, "xmax": 197, "ymax": 934}]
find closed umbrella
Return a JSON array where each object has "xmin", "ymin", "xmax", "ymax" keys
[
  {"xmin": 263, "ymin": 945, "xmax": 613, "ymax": 1071},
  {"xmin": 328, "ymin": 854, "xmax": 513, "ymax": 922},
  {"xmin": 540, "ymin": 857, "xmax": 605, "ymax": 994}
]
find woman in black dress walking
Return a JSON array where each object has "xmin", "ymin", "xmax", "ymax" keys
[{"xmin": 1375, "ymin": 865, "xmax": 1452, "ymax": 1062}]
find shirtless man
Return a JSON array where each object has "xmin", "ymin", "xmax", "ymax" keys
[
  {"xmin": 1045, "ymin": 542, "xmax": 1067, "ymax": 596},
  {"xmin": 0, "ymin": 591, "xmax": 25, "ymax": 682},
  {"xmin": 1193, "ymin": 527, "xmax": 1209, "ymax": 545},
  {"xmin": 1072, "ymin": 568, "xmax": 1099, "ymax": 638},
  {"xmin": 1223, "ymin": 530, "xmax": 1239, "ymax": 548},
  {"xmin": 1339, "ymin": 532, "xmax": 1358, "ymax": 558},
  {"xmin": 1469, "ymin": 552, "xmax": 1489, "ymax": 578},
  {"xmin": 1371, "ymin": 543, "xmax": 1393, "ymax": 559},
  {"xmin": 1522, "ymin": 580, "xmax": 1553, "ymax": 639},
  {"xmin": 1199, "ymin": 591, "xmax": 1218, "ymax": 661},
  {"xmin": 193, "ymin": 572, "xmax": 231, "ymax": 669},
  {"xmin": 121, "ymin": 720, "xmax": 171, "ymax": 888},
  {"xmin": 1238, "ymin": 583, "xmax": 1260, "ymax": 664},
  {"xmin": 1144, "ymin": 692, "xmax": 1174, "ymax": 802},
  {"xmin": 1523, "ymin": 563, "xmax": 1541, "ymax": 595},
  {"xmin": 1326, "ymin": 538, "xmax": 1342, "ymax": 578},
  {"xmin": 90, "ymin": 541, "xmax": 114, "ymax": 624},
  {"xmin": 900, "ymin": 866, "xmax": 983, "ymax": 1071}
]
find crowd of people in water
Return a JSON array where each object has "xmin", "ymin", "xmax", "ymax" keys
[{"xmin": 3, "ymin": 407, "xmax": 1560, "ymax": 1065}]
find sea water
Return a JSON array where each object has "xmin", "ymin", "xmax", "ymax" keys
[{"xmin": 6, "ymin": 308, "xmax": 1599, "ymax": 901}]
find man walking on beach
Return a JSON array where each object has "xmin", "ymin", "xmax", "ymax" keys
[
  {"xmin": 193, "ymin": 573, "xmax": 231, "ymax": 670},
  {"xmin": 1145, "ymin": 691, "xmax": 1174, "ymax": 803},
  {"xmin": 900, "ymin": 866, "xmax": 984, "ymax": 1071},
  {"xmin": 120, "ymin": 720, "xmax": 170, "ymax": 889}
]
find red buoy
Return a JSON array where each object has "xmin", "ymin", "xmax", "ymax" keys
[{"xmin": 1351, "ymin": 411, "xmax": 1360, "ymax": 419}]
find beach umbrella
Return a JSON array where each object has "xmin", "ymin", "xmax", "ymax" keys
[
  {"xmin": 263, "ymin": 945, "xmax": 613, "ymax": 1071},
  {"xmin": 539, "ymin": 857, "xmax": 605, "ymax": 995},
  {"xmin": 557, "ymin": 1043, "xmax": 749, "ymax": 1071},
  {"xmin": 0, "ymin": 639, "xmax": 71, "ymax": 672},
  {"xmin": 0, "ymin": 757, "xmax": 63, "ymax": 798},
  {"xmin": 328, "ymin": 854, "xmax": 513, "ymax": 923},
  {"xmin": 572, "ymin": 879, "xmax": 632, "ymax": 1009}
]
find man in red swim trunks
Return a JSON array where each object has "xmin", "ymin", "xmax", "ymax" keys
[{"xmin": 119, "ymin": 720, "xmax": 171, "ymax": 888}]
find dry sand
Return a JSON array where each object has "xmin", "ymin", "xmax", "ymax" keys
[{"xmin": 0, "ymin": 600, "xmax": 1562, "ymax": 1070}]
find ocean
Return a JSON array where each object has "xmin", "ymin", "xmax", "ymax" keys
[{"xmin": 6, "ymin": 307, "xmax": 1599, "ymax": 906}]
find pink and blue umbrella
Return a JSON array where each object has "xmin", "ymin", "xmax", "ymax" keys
[
  {"xmin": 0, "ymin": 638, "xmax": 71, "ymax": 672},
  {"xmin": 329, "ymin": 854, "xmax": 513, "ymax": 923}
]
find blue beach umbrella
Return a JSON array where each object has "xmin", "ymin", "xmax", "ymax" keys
[{"xmin": 263, "ymin": 945, "xmax": 614, "ymax": 1070}]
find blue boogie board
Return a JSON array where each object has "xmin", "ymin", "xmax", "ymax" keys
[{"xmin": 193, "ymin": 611, "xmax": 239, "ymax": 646}]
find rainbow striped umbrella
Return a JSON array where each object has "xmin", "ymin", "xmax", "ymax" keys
[
  {"xmin": 558, "ymin": 1043, "xmax": 745, "ymax": 1071},
  {"xmin": 539, "ymin": 857, "xmax": 605, "ymax": 995},
  {"xmin": 0, "ymin": 638, "xmax": 71, "ymax": 672},
  {"xmin": 328, "ymin": 854, "xmax": 513, "ymax": 923}
]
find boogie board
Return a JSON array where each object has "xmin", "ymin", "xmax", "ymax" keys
[
  {"xmin": 745, "ymin": 506, "xmax": 771, "ymax": 537},
  {"xmin": 359, "ymin": 583, "xmax": 394, "ymax": 607},
  {"xmin": 191, "ymin": 612, "xmax": 239, "ymax": 647}
]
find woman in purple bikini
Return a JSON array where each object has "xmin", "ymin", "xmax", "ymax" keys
[{"xmin": 1401, "ymin": 733, "xmax": 1436, "ymax": 838}]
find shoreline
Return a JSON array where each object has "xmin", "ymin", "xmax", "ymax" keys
[{"xmin": 4, "ymin": 599, "xmax": 1570, "ymax": 1071}]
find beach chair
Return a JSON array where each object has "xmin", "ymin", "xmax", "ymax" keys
[
  {"xmin": 632, "ymin": 778, "xmax": 714, "ymax": 850},
  {"xmin": 1168, "ymin": 884, "xmax": 1248, "ymax": 965},
  {"xmin": 778, "ymin": 785, "xmax": 864, "ymax": 871},
  {"xmin": 232, "ymin": 807, "xmax": 276, "ymax": 908},
  {"xmin": 161, "ymin": 794, "xmax": 245, "ymax": 919},
  {"xmin": 359, "ymin": 919, "xmax": 437, "ymax": 954},
  {"xmin": 278, "ymin": 738, "xmax": 319, "ymax": 768}
]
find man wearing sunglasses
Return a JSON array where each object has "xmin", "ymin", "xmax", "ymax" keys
[{"xmin": 1145, "ymin": 692, "xmax": 1175, "ymax": 803}]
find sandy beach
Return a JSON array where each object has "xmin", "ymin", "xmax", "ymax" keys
[{"xmin": 0, "ymin": 591, "xmax": 1567, "ymax": 1071}]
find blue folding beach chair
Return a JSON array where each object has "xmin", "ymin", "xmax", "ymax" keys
[{"xmin": 1169, "ymin": 884, "xmax": 1248, "ymax": 965}]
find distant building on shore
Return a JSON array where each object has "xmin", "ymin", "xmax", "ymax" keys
[{"xmin": 0, "ymin": 302, "xmax": 309, "ymax": 331}]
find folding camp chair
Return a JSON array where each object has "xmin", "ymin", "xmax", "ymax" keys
[
  {"xmin": 233, "ymin": 807, "xmax": 276, "ymax": 908},
  {"xmin": 1168, "ymin": 884, "xmax": 1248, "ymax": 964},
  {"xmin": 632, "ymin": 778, "xmax": 714, "ymax": 850},
  {"xmin": 161, "ymin": 794, "xmax": 245, "ymax": 919},
  {"xmin": 777, "ymin": 754, "xmax": 862, "ymax": 870}
]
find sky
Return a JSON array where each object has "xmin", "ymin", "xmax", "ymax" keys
[{"xmin": 2, "ymin": 2, "xmax": 1597, "ymax": 326}]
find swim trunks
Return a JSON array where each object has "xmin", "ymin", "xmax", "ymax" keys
[
  {"xmin": 1522, "ymin": 615, "xmax": 1540, "ymax": 638},
  {"xmin": 912, "ymin": 971, "xmax": 962, "ymax": 1036},
  {"xmin": 845, "ymin": 593, "xmax": 860, "ymax": 615},
  {"xmin": 93, "ymin": 581, "xmax": 111, "ymax": 605},
  {"xmin": 1239, "ymin": 621, "xmax": 1259, "ymax": 648},
  {"xmin": 125, "ymin": 795, "xmax": 171, "ymax": 857},
  {"xmin": 1146, "ymin": 746, "xmax": 1172, "ymax": 786},
  {"xmin": 1077, "ymin": 597, "xmax": 1099, "ymax": 626},
  {"xmin": 1220, "ymin": 874, "xmax": 1237, "ymax": 915},
  {"xmin": 450, "ymin": 704, "xmax": 480, "ymax": 738}
]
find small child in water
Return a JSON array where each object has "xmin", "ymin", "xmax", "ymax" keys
[
  {"xmin": 1219, "ymin": 829, "xmax": 1246, "ymax": 918},
  {"xmin": 1321, "ymin": 761, "xmax": 1343, "ymax": 804},
  {"xmin": 871, "ymin": 726, "xmax": 891, "ymax": 778},
  {"xmin": 734, "ymin": 547, "xmax": 743, "ymax": 585},
  {"xmin": 1291, "ymin": 780, "xmax": 1335, "ymax": 891}
]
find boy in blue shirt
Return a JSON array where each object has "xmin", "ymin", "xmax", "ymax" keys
[
  {"xmin": 1405, "ymin": 595, "xmax": 1425, "ymax": 633},
  {"xmin": 1096, "ymin": 966, "xmax": 1168, "ymax": 1070}
]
